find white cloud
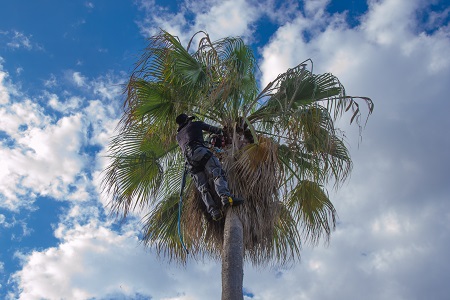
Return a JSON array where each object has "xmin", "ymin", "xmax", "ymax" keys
[
  {"xmin": 0, "ymin": 99, "xmax": 49, "ymax": 135},
  {"xmin": 0, "ymin": 64, "xmax": 122, "ymax": 211},
  {"xmin": 0, "ymin": 214, "xmax": 33, "ymax": 242},
  {"xmin": 371, "ymin": 211, "xmax": 414, "ymax": 237},
  {"xmin": 304, "ymin": 0, "xmax": 330, "ymax": 17},
  {"xmin": 259, "ymin": 19, "xmax": 309, "ymax": 86},
  {"xmin": 190, "ymin": 0, "xmax": 260, "ymax": 40},
  {"xmin": 4, "ymin": 1, "xmax": 450, "ymax": 299},
  {"xmin": 92, "ymin": 73, "xmax": 124, "ymax": 101},
  {"xmin": 0, "ymin": 260, "xmax": 4, "ymax": 290},
  {"xmin": 6, "ymin": 31, "xmax": 32, "ymax": 50},
  {"xmin": 259, "ymin": 1, "xmax": 450, "ymax": 85},
  {"xmin": 0, "ymin": 69, "xmax": 11, "ymax": 104},
  {"xmin": 0, "ymin": 111, "xmax": 88, "ymax": 210},
  {"xmin": 10, "ymin": 218, "xmax": 222, "ymax": 300},
  {"xmin": 43, "ymin": 74, "xmax": 57, "ymax": 88},
  {"xmin": 47, "ymin": 92, "xmax": 83, "ymax": 112},
  {"xmin": 84, "ymin": 99, "xmax": 118, "ymax": 146},
  {"xmin": 254, "ymin": 1, "xmax": 450, "ymax": 297},
  {"xmin": 361, "ymin": 0, "xmax": 423, "ymax": 46},
  {"xmin": 72, "ymin": 71, "xmax": 87, "ymax": 87},
  {"xmin": 137, "ymin": 0, "xmax": 268, "ymax": 45},
  {"xmin": 259, "ymin": 8, "xmax": 357, "ymax": 86},
  {"xmin": 136, "ymin": 0, "xmax": 188, "ymax": 40},
  {"xmin": 11, "ymin": 220, "xmax": 33, "ymax": 242}
]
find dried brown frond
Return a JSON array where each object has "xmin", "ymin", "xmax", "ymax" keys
[{"xmin": 221, "ymin": 136, "xmax": 289, "ymax": 265}]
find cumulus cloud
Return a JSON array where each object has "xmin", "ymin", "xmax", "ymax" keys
[
  {"xmin": 83, "ymin": 99, "xmax": 118, "ymax": 146},
  {"xmin": 10, "ymin": 216, "xmax": 223, "ymax": 300},
  {"xmin": 260, "ymin": 0, "xmax": 450, "ymax": 82},
  {"xmin": 0, "ymin": 110, "xmax": 87, "ymax": 210},
  {"xmin": 240, "ymin": 199, "xmax": 450, "ymax": 299},
  {"xmin": 11, "ymin": 220, "xmax": 146, "ymax": 300},
  {"xmin": 248, "ymin": 1, "xmax": 450, "ymax": 299},
  {"xmin": 46, "ymin": 92, "xmax": 83, "ymax": 112},
  {"xmin": 5, "ymin": 0, "xmax": 450, "ymax": 299},
  {"xmin": 0, "ymin": 63, "xmax": 122, "ymax": 211},
  {"xmin": 0, "ymin": 66, "xmax": 19, "ymax": 105},
  {"xmin": 72, "ymin": 71, "xmax": 87, "ymax": 87},
  {"xmin": 137, "ymin": 0, "xmax": 272, "ymax": 45},
  {"xmin": 189, "ymin": 0, "xmax": 260, "ymax": 40},
  {"xmin": 0, "ymin": 69, "xmax": 10, "ymax": 104},
  {"xmin": 361, "ymin": 0, "xmax": 420, "ymax": 45},
  {"xmin": 92, "ymin": 72, "xmax": 124, "ymax": 102},
  {"xmin": 127, "ymin": 0, "xmax": 450, "ymax": 299}
]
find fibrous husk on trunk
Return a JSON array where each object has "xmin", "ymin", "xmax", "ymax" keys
[{"xmin": 180, "ymin": 135, "xmax": 288, "ymax": 265}]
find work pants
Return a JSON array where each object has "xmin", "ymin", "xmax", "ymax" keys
[{"xmin": 187, "ymin": 146, "xmax": 230, "ymax": 214}]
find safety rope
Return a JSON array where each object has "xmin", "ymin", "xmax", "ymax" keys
[{"xmin": 178, "ymin": 164, "xmax": 189, "ymax": 254}]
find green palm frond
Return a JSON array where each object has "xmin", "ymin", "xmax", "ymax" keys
[
  {"xmin": 288, "ymin": 180, "xmax": 337, "ymax": 246},
  {"xmin": 141, "ymin": 193, "xmax": 186, "ymax": 261},
  {"xmin": 102, "ymin": 30, "xmax": 372, "ymax": 267},
  {"xmin": 103, "ymin": 150, "xmax": 163, "ymax": 217},
  {"xmin": 249, "ymin": 63, "xmax": 373, "ymax": 133},
  {"xmin": 103, "ymin": 116, "xmax": 183, "ymax": 217},
  {"xmin": 271, "ymin": 202, "xmax": 302, "ymax": 265}
]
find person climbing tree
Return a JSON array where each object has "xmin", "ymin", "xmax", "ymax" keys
[
  {"xmin": 175, "ymin": 113, "xmax": 244, "ymax": 221},
  {"xmin": 103, "ymin": 31, "xmax": 373, "ymax": 300}
]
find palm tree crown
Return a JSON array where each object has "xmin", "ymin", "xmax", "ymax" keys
[{"xmin": 102, "ymin": 30, "xmax": 373, "ymax": 266}]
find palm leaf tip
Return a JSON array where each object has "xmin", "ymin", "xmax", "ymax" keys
[{"xmin": 288, "ymin": 180, "xmax": 337, "ymax": 246}]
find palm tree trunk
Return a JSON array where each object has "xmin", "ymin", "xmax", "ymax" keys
[{"xmin": 221, "ymin": 208, "xmax": 244, "ymax": 300}]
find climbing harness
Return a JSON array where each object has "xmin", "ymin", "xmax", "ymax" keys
[
  {"xmin": 178, "ymin": 164, "xmax": 189, "ymax": 254},
  {"xmin": 184, "ymin": 140, "xmax": 214, "ymax": 174}
]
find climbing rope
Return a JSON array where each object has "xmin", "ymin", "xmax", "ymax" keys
[{"xmin": 178, "ymin": 164, "xmax": 189, "ymax": 254}]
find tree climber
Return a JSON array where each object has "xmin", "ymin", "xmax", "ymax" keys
[{"xmin": 176, "ymin": 113, "xmax": 244, "ymax": 221}]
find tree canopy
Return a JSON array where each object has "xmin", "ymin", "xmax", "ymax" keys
[{"xmin": 102, "ymin": 30, "xmax": 373, "ymax": 266}]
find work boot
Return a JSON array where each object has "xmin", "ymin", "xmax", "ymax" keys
[
  {"xmin": 210, "ymin": 208, "xmax": 223, "ymax": 221},
  {"xmin": 221, "ymin": 195, "xmax": 244, "ymax": 208}
]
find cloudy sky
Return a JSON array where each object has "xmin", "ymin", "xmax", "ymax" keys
[{"xmin": 1, "ymin": 0, "xmax": 449, "ymax": 299}]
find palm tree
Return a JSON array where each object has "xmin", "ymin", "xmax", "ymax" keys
[{"xmin": 102, "ymin": 30, "xmax": 373, "ymax": 300}]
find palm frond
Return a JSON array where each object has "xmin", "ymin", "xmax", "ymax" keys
[
  {"xmin": 141, "ymin": 194, "xmax": 187, "ymax": 261},
  {"xmin": 249, "ymin": 62, "xmax": 373, "ymax": 135},
  {"xmin": 103, "ymin": 118, "xmax": 182, "ymax": 218},
  {"xmin": 102, "ymin": 30, "xmax": 373, "ymax": 268},
  {"xmin": 271, "ymin": 202, "xmax": 302, "ymax": 266},
  {"xmin": 103, "ymin": 149, "xmax": 163, "ymax": 218},
  {"xmin": 288, "ymin": 180, "xmax": 337, "ymax": 246}
]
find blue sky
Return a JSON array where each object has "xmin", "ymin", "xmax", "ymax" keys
[{"xmin": 1, "ymin": 0, "xmax": 450, "ymax": 299}]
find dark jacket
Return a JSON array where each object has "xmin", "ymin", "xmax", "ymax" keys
[{"xmin": 176, "ymin": 120, "xmax": 222, "ymax": 154}]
